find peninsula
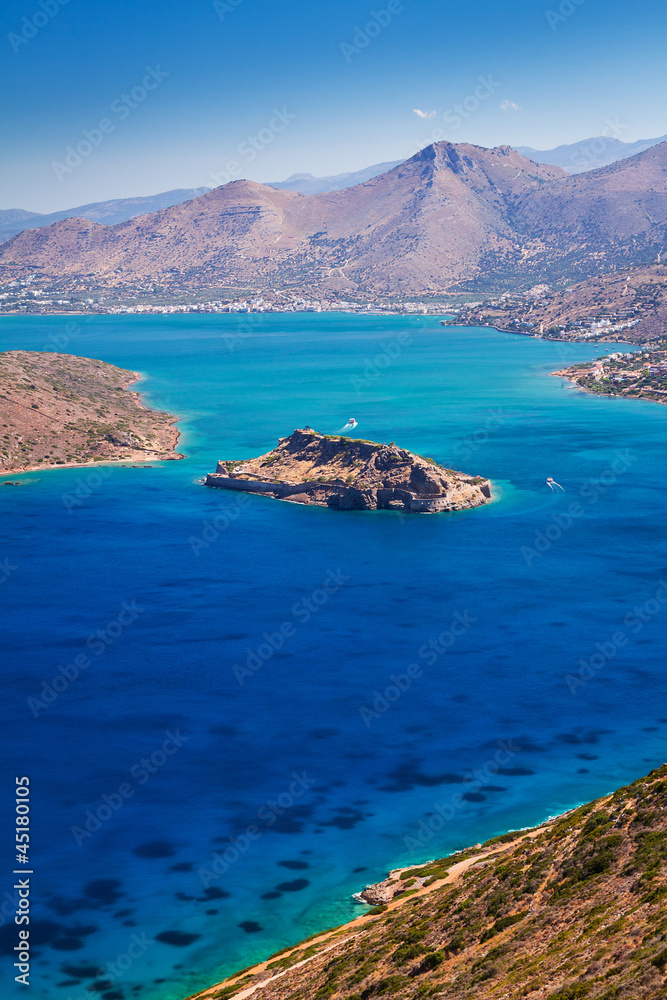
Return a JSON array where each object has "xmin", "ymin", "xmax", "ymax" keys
[
  {"xmin": 184, "ymin": 764, "xmax": 667, "ymax": 1000},
  {"xmin": 553, "ymin": 344, "xmax": 667, "ymax": 405},
  {"xmin": 205, "ymin": 428, "xmax": 491, "ymax": 513},
  {"xmin": 0, "ymin": 350, "xmax": 183, "ymax": 474}
]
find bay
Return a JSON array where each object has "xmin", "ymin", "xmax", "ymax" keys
[{"xmin": 1, "ymin": 314, "xmax": 665, "ymax": 1000}]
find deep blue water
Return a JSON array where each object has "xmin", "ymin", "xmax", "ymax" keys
[{"xmin": 1, "ymin": 314, "xmax": 666, "ymax": 1000}]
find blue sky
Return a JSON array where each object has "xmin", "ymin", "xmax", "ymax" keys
[{"xmin": 1, "ymin": 0, "xmax": 666, "ymax": 211}]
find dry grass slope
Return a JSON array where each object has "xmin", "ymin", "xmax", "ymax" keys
[
  {"xmin": 185, "ymin": 765, "xmax": 667, "ymax": 1000},
  {"xmin": 0, "ymin": 350, "xmax": 183, "ymax": 472}
]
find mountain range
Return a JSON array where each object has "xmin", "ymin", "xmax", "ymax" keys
[
  {"xmin": 2, "ymin": 134, "xmax": 665, "ymax": 247},
  {"xmin": 266, "ymin": 160, "xmax": 403, "ymax": 195},
  {"xmin": 1, "ymin": 140, "xmax": 666, "ymax": 295},
  {"xmin": 0, "ymin": 188, "xmax": 209, "ymax": 245},
  {"xmin": 0, "ymin": 165, "xmax": 400, "ymax": 245},
  {"xmin": 517, "ymin": 133, "xmax": 667, "ymax": 174}
]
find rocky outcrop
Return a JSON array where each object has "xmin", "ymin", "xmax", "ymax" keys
[{"xmin": 205, "ymin": 429, "xmax": 491, "ymax": 514}]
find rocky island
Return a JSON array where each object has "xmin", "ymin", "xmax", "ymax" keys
[
  {"xmin": 205, "ymin": 428, "xmax": 491, "ymax": 513},
  {"xmin": 0, "ymin": 350, "xmax": 183, "ymax": 473}
]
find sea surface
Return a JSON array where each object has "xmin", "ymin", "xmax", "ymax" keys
[{"xmin": 1, "ymin": 314, "xmax": 666, "ymax": 1000}]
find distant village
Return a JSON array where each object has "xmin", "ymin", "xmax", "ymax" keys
[
  {"xmin": 0, "ymin": 277, "xmax": 453, "ymax": 316},
  {"xmin": 558, "ymin": 345, "xmax": 667, "ymax": 404},
  {"xmin": 446, "ymin": 284, "xmax": 646, "ymax": 341},
  {"xmin": 0, "ymin": 278, "xmax": 659, "ymax": 353}
]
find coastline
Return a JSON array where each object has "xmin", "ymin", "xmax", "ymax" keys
[
  {"xmin": 181, "ymin": 809, "xmax": 577, "ymax": 1000},
  {"xmin": 445, "ymin": 319, "xmax": 628, "ymax": 346},
  {"xmin": 179, "ymin": 762, "xmax": 667, "ymax": 1000},
  {"xmin": 0, "ymin": 365, "xmax": 185, "ymax": 476},
  {"xmin": 550, "ymin": 367, "xmax": 667, "ymax": 406}
]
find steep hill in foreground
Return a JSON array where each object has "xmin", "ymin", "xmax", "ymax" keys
[
  {"xmin": 186, "ymin": 765, "xmax": 667, "ymax": 1000},
  {"xmin": 0, "ymin": 351, "xmax": 183, "ymax": 473}
]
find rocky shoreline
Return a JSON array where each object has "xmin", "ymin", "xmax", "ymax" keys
[
  {"xmin": 181, "ymin": 765, "xmax": 667, "ymax": 1000},
  {"xmin": 205, "ymin": 429, "xmax": 491, "ymax": 514}
]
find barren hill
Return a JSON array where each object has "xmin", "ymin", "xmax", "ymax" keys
[
  {"xmin": 1, "ymin": 140, "xmax": 666, "ymax": 295},
  {"xmin": 0, "ymin": 143, "xmax": 564, "ymax": 294},
  {"xmin": 0, "ymin": 351, "xmax": 182, "ymax": 473}
]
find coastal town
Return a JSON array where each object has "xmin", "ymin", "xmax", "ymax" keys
[
  {"xmin": 4, "ymin": 265, "xmax": 666, "ymax": 347},
  {"xmin": 445, "ymin": 264, "xmax": 667, "ymax": 344},
  {"xmin": 0, "ymin": 276, "xmax": 458, "ymax": 316},
  {"xmin": 556, "ymin": 341, "xmax": 667, "ymax": 403}
]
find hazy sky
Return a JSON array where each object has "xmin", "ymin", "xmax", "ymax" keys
[{"xmin": 2, "ymin": 0, "xmax": 666, "ymax": 212}]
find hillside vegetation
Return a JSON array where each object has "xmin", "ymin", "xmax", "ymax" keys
[
  {"xmin": 187, "ymin": 765, "xmax": 667, "ymax": 1000},
  {"xmin": 0, "ymin": 351, "xmax": 182, "ymax": 472}
]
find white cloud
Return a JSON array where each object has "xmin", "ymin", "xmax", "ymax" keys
[
  {"xmin": 500, "ymin": 100, "xmax": 522, "ymax": 111},
  {"xmin": 412, "ymin": 108, "xmax": 436, "ymax": 119}
]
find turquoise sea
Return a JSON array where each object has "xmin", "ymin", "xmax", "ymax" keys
[{"xmin": 2, "ymin": 314, "xmax": 667, "ymax": 1000}]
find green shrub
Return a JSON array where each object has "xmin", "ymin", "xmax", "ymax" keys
[
  {"xmin": 581, "ymin": 811, "xmax": 612, "ymax": 839},
  {"xmin": 651, "ymin": 948, "xmax": 667, "ymax": 972},
  {"xmin": 546, "ymin": 985, "xmax": 589, "ymax": 1000},
  {"xmin": 481, "ymin": 911, "xmax": 528, "ymax": 941},
  {"xmin": 415, "ymin": 951, "xmax": 444, "ymax": 973},
  {"xmin": 391, "ymin": 942, "xmax": 427, "ymax": 965},
  {"xmin": 361, "ymin": 975, "xmax": 409, "ymax": 997}
]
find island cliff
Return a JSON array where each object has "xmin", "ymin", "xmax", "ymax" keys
[{"xmin": 205, "ymin": 429, "xmax": 491, "ymax": 513}]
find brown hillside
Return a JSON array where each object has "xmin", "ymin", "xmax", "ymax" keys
[{"xmin": 185, "ymin": 765, "xmax": 667, "ymax": 1000}]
